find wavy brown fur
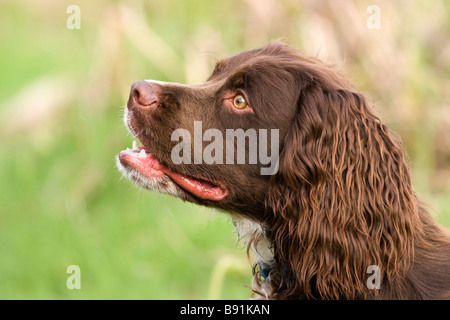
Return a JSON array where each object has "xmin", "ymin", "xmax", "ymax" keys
[{"xmin": 263, "ymin": 44, "xmax": 450, "ymax": 299}]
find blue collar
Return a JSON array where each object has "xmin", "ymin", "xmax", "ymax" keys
[{"xmin": 253, "ymin": 261, "xmax": 273, "ymax": 281}]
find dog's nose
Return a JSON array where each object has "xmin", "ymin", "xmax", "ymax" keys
[{"xmin": 129, "ymin": 80, "xmax": 159, "ymax": 109}]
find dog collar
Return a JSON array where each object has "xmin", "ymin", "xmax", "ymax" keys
[{"xmin": 253, "ymin": 261, "xmax": 273, "ymax": 281}]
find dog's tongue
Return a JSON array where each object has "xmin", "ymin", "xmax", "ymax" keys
[
  {"xmin": 161, "ymin": 167, "xmax": 228, "ymax": 201},
  {"xmin": 119, "ymin": 145, "xmax": 228, "ymax": 201},
  {"xmin": 119, "ymin": 148, "xmax": 165, "ymax": 177}
]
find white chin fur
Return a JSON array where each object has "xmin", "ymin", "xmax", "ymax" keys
[
  {"xmin": 115, "ymin": 156, "xmax": 180, "ymax": 197},
  {"xmin": 119, "ymin": 106, "xmax": 180, "ymax": 196}
]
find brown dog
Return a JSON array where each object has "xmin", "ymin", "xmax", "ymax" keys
[{"xmin": 117, "ymin": 41, "xmax": 450, "ymax": 299}]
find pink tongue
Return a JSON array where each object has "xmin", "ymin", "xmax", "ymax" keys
[
  {"xmin": 119, "ymin": 151, "xmax": 228, "ymax": 201},
  {"xmin": 161, "ymin": 168, "xmax": 228, "ymax": 201},
  {"xmin": 119, "ymin": 150, "xmax": 165, "ymax": 177}
]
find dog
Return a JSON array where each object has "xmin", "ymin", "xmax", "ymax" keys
[{"xmin": 117, "ymin": 41, "xmax": 450, "ymax": 299}]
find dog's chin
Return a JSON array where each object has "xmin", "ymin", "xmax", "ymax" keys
[
  {"xmin": 116, "ymin": 155, "xmax": 182, "ymax": 198},
  {"xmin": 116, "ymin": 141, "xmax": 229, "ymax": 201}
]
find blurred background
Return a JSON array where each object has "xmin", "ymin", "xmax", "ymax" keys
[{"xmin": 0, "ymin": 0, "xmax": 449, "ymax": 299}]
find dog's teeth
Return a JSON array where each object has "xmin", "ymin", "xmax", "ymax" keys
[
  {"xmin": 132, "ymin": 141, "xmax": 138, "ymax": 150},
  {"xmin": 139, "ymin": 149, "xmax": 146, "ymax": 157},
  {"xmin": 126, "ymin": 147, "xmax": 130, "ymax": 151}
]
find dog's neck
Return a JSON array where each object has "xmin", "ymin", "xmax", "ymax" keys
[
  {"xmin": 232, "ymin": 216, "xmax": 274, "ymax": 298},
  {"xmin": 232, "ymin": 216, "xmax": 274, "ymax": 263}
]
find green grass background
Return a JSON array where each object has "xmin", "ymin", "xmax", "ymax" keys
[{"xmin": 0, "ymin": 0, "xmax": 449, "ymax": 299}]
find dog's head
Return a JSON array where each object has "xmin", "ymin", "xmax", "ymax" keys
[
  {"xmin": 117, "ymin": 42, "xmax": 308, "ymax": 217},
  {"xmin": 116, "ymin": 41, "xmax": 361, "ymax": 218}
]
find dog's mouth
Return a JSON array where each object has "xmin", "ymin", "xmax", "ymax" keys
[{"xmin": 118, "ymin": 141, "xmax": 228, "ymax": 201}]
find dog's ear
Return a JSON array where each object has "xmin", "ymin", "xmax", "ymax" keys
[{"xmin": 264, "ymin": 67, "xmax": 421, "ymax": 299}]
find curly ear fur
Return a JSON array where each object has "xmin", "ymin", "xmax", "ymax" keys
[{"xmin": 264, "ymin": 61, "xmax": 423, "ymax": 299}]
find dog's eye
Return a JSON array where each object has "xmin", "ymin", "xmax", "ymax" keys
[{"xmin": 233, "ymin": 95, "xmax": 247, "ymax": 109}]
